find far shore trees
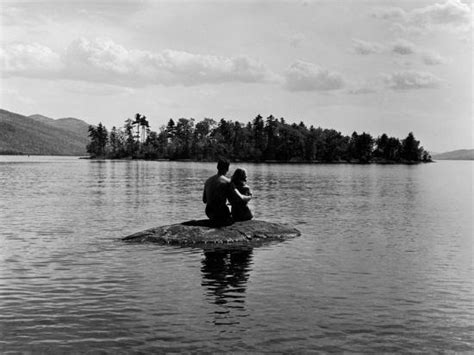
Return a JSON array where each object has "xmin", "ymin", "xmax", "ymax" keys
[
  {"xmin": 87, "ymin": 113, "xmax": 431, "ymax": 163},
  {"xmin": 86, "ymin": 123, "xmax": 108, "ymax": 158}
]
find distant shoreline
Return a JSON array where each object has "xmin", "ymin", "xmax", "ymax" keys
[
  {"xmin": 78, "ymin": 156, "xmax": 434, "ymax": 165},
  {"xmin": 9, "ymin": 153, "xmax": 474, "ymax": 163},
  {"xmin": 1, "ymin": 153, "xmax": 438, "ymax": 164}
]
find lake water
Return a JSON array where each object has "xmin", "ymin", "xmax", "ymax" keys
[{"xmin": 0, "ymin": 156, "xmax": 472, "ymax": 353}]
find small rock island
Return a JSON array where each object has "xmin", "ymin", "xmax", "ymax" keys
[{"xmin": 123, "ymin": 219, "xmax": 301, "ymax": 247}]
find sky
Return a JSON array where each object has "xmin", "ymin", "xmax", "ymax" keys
[{"xmin": 0, "ymin": 0, "xmax": 472, "ymax": 153}]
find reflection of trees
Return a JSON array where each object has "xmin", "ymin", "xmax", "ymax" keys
[
  {"xmin": 88, "ymin": 160, "xmax": 107, "ymax": 206},
  {"xmin": 201, "ymin": 249, "xmax": 253, "ymax": 325}
]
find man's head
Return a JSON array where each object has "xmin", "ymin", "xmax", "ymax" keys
[{"xmin": 217, "ymin": 158, "xmax": 230, "ymax": 175}]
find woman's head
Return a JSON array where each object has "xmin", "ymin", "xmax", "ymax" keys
[{"xmin": 231, "ymin": 168, "xmax": 247, "ymax": 184}]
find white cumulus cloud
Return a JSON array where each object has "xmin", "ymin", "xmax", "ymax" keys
[
  {"xmin": 421, "ymin": 50, "xmax": 448, "ymax": 65},
  {"xmin": 352, "ymin": 37, "xmax": 448, "ymax": 66},
  {"xmin": 384, "ymin": 70, "xmax": 442, "ymax": 90},
  {"xmin": 1, "ymin": 37, "xmax": 278, "ymax": 87},
  {"xmin": 391, "ymin": 39, "xmax": 417, "ymax": 55},
  {"xmin": 352, "ymin": 39, "xmax": 383, "ymax": 55},
  {"xmin": 284, "ymin": 60, "xmax": 345, "ymax": 92},
  {"xmin": 64, "ymin": 37, "xmax": 278, "ymax": 86},
  {"xmin": 372, "ymin": 6, "xmax": 406, "ymax": 21},
  {"xmin": 0, "ymin": 42, "xmax": 63, "ymax": 77},
  {"xmin": 372, "ymin": 0, "xmax": 471, "ymax": 34},
  {"xmin": 352, "ymin": 38, "xmax": 420, "ymax": 57},
  {"xmin": 410, "ymin": 0, "xmax": 471, "ymax": 28}
]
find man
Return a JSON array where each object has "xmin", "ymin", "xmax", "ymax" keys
[{"xmin": 203, "ymin": 158, "xmax": 233, "ymax": 226}]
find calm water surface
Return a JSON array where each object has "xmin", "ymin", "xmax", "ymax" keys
[{"xmin": 0, "ymin": 156, "xmax": 472, "ymax": 353}]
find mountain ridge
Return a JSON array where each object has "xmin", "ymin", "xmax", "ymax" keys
[
  {"xmin": 29, "ymin": 114, "xmax": 90, "ymax": 138},
  {"xmin": 0, "ymin": 109, "xmax": 90, "ymax": 155},
  {"xmin": 432, "ymin": 149, "xmax": 474, "ymax": 161}
]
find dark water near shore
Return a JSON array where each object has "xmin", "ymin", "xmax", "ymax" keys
[{"xmin": 0, "ymin": 156, "xmax": 472, "ymax": 353}]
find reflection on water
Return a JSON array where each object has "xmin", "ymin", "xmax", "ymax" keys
[
  {"xmin": 201, "ymin": 249, "xmax": 253, "ymax": 304},
  {"xmin": 0, "ymin": 157, "xmax": 473, "ymax": 353},
  {"xmin": 201, "ymin": 249, "xmax": 253, "ymax": 325}
]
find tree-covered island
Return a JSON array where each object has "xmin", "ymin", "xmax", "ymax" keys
[{"xmin": 87, "ymin": 113, "xmax": 432, "ymax": 163}]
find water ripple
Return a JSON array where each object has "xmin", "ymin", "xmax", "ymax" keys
[{"xmin": 0, "ymin": 158, "xmax": 473, "ymax": 352}]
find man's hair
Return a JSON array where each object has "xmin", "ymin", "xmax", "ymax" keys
[{"xmin": 217, "ymin": 158, "xmax": 230, "ymax": 172}]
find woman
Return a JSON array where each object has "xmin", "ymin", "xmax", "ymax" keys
[{"xmin": 229, "ymin": 168, "xmax": 253, "ymax": 222}]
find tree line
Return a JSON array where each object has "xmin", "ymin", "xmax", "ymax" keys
[{"xmin": 87, "ymin": 113, "xmax": 432, "ymax": 163}]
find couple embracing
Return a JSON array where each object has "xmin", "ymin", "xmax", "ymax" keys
[{"xmin": 203, "ymin": 158, "xmax": 253, "ymax": 226}]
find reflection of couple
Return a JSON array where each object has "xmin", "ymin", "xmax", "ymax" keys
[
  {"xmin": 203, "ymin": 158, "xmax": 253, "ymax": 226},
  {"xmin": 201, "ymin": 249, "xmax": 253, "ymax": 307}
]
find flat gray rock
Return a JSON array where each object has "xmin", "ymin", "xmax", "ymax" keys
[{"xmin": 122, "ymin": 219, "xmax": 300, "ymax": 247}]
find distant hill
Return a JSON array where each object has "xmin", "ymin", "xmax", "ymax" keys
[
  {"xmin": 28, "ymin": 114, "xmax": 53, "ymax": 124},
  {"xmin": 0, "ymin": 109, "xmax": 90, "ymax": 155},
  {"xmin": 432, "ymin": 149, "xmax": 474, "ymax": 160},
  {"xmin": 29, "ymin": 114, "xmax": 90, "ymax": 139}
]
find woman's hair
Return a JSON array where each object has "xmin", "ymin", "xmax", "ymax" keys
[{"xmin": 231, "ymin": 168, "xmax": 247, "ymax": 185}]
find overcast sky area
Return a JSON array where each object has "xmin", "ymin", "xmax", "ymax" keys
[{"xmin": 0, "ymin": 0, "xmax": 472, "ymax": 152}]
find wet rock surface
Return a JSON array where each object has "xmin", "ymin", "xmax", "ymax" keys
[{"xmin": 122, "ymin": 219, "xmax": 301, "ymax": 247}]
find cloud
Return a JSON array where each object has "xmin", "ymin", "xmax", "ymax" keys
[
  {"xmin": 352, "ymin": 38, "xmax": 419, "ymax": 56},
  {"xmin": 284, "ymin": 60, "xmax": 345, "ymax": 92},
  {"xmin": 390, "ymin": 23, "xmax": 429, "ymax": 36},
  {"xmin": 352, "ymin": 37, "xmax": 448, "ymax": 66},
  {"xmin": 372, "ymin": 0, "xmax": 471, "ymax": 33},
  {"xmin": 0, "ymin": 43, "xmax": 63, "ymax": 77},
  {"xmin": 421, "ymin": 51, "xmax": 448, "ymax": 65},
  {"xmin": 0, "ymin": 37, "xmax": 278, "ymax": 87},
  {"xmin": 391, "ymin": 39, "xmax": 416, "ymax": 55},
  {"xmin": 410, "ymin": 0, "xmax": 471, "ymax": 28},
  {"xmin": 347, "ymin": 86, "xmax": 378, "ymax": 95},
  {"xmin": 65, "ymin": 38, "xmax": 278, "ymax": 86},
  {"xmin": 372, "ymin": 7, "xmax": 406, "ymax": 21},
  {"xmin": 352, "ymin": 39, "xmax": 383, "ymax": 55},
  {"xmin": 384, "ymin": 70, "xmax": 442, "ymax": 90}
]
